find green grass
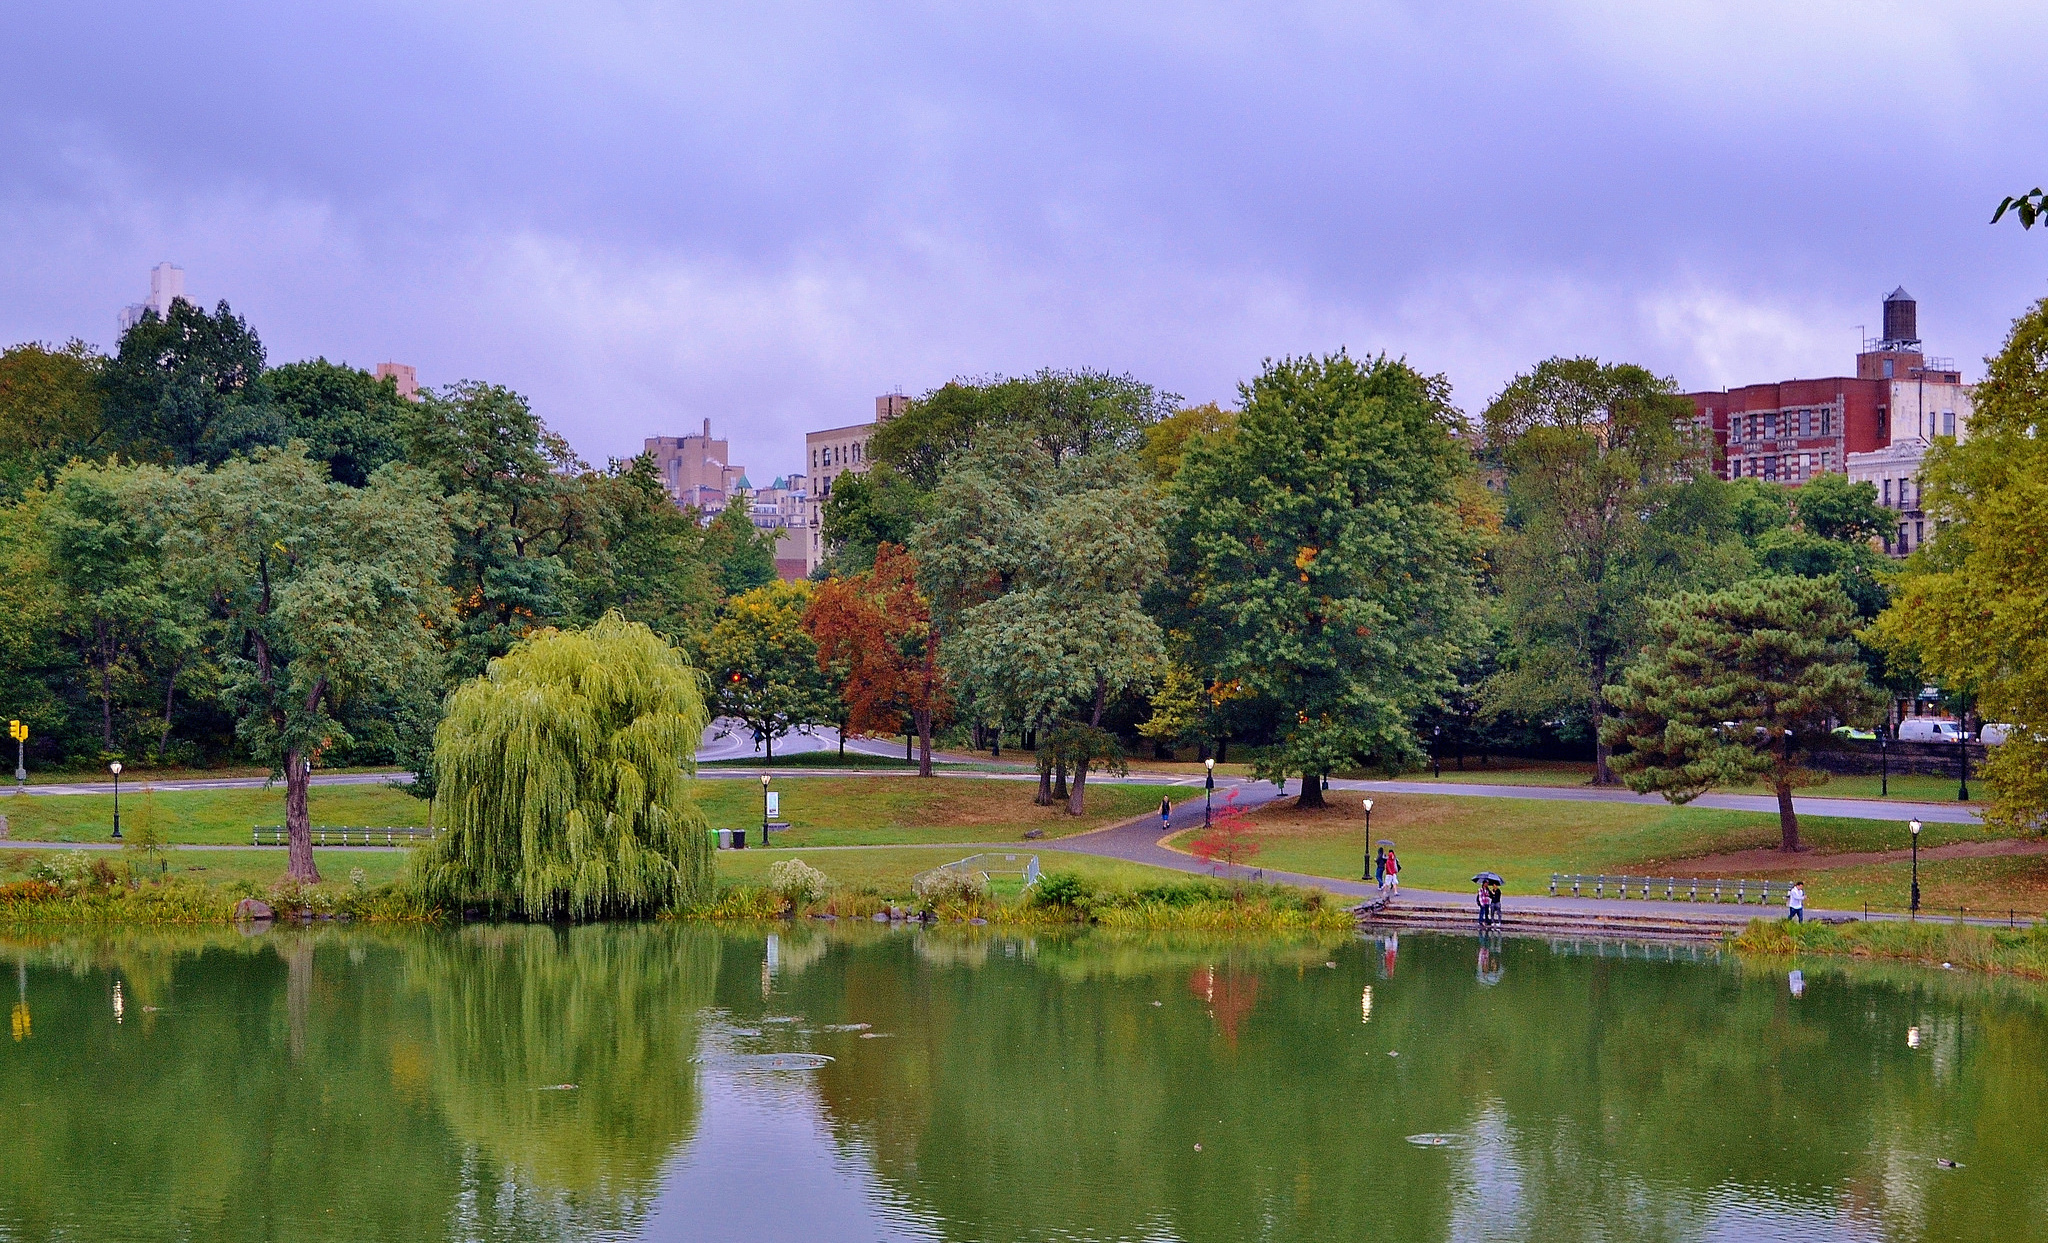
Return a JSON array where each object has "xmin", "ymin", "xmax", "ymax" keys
[
  {"xmin": 0, "ymin": 784, "xmax": 429, "ymax": 845},
  {"xmin": 1174, "ymin": 793, "xmax": 2024, "ymax": 907},
  {"xmin": 715, "ymin": 845, "xmax": 1181, "ymax": 900},
  {"xmin": 0, "ymin": 846, "xmax": 416, "ymax": 890},
  {"xmin": 1734, "ymin": 915, "xmax": 2048, "ymax": 980},
  {"xmin": 691, "ymin": 777, "xmax": 1161, "ymax": 845},
  {"xmin": 1362, "ymin": 761, "xmax": 1980, "ymax": 803}
]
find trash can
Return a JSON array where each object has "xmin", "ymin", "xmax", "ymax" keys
[
  {"xmin": 715, "ymin": 828, "xmax": 732, "ymax": 850},
  {"xmin": 730, "ymin": 828, "xmax": 746, "ymax": 849}
]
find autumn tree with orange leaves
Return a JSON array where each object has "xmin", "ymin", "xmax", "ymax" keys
[{"xmin": 804, "ymin": 543, "xmax": 947, "ymax": 776}]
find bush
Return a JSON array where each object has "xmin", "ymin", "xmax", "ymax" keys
[
  {"xmin": 1032, "ymin": 871, "xmax": 1089, "ymax": 909},
  {"xmin": 912, "ymin": 868, "xmax": 989, "ymax": 910},
  {"xmin": 766, "ymin": 859, "xmax": 830, "ymax": 905}
]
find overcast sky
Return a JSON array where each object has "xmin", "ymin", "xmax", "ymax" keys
[{"xmin": 6, "ymin": 1, "xmax": 2047, "ymax": 475}]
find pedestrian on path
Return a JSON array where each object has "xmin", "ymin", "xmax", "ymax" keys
[
  {"xmin": 1159, "ymin": 796, "xmax": 1172, "ymax": 832},
  {"xmin": 1383, "ymin": 850, "xmax": 1400, "ymax": 896},
  {"xmin": 1374, "ymin": 846, "xmax": 1387, "ymax": 888},
  {"xmin": 1476, "ymin": 879, "xmax": 1491, "ymax": 930},
  {"xmin": 1487, "ymin": 878, "xmax": 1503, "ymax": 927},
  {"xmin": 1787, "ymin": 881, "xmax": 1806, "ymax": 923}
]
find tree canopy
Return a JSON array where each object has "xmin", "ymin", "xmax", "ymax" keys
[
  {"xmin": 411, "ymin": 614, "xmax": 714, "ymax": 918},
  {"xmin": 701, "ymin": 579, "xmax": 837, "ymax": 760}
]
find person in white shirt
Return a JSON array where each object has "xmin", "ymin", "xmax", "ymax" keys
[{"xmin": 1787, "ymin": 881, "xmax": 1806, "ymax": 924}]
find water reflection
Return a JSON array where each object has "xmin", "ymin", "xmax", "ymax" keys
[{"xmin": 1, "ymin": 925, "xmax": 2044, "ymax": 1242}]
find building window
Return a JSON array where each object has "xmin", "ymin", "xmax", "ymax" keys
[
  {"xmin": 1898, "ymin": 523, "xmax": 1909, "ymax": 550},
  {"xmin": 1914, "ymin": 520, "xmax": 1924, "ymax": 545},
  {"xmin": 1883, "ymin": 359, "xmax": 1894, "ymax": 378},
  {"xmin": 1764, "ymin": 455, "xmax": 1778, "ymax": 482},
  {"xmin": 1942, "ymin": 410, "xmax": 1955, "ymax": 437},
  {"xmin": 1764, "ymin": 413, "xmax": 1777, "ymax": 440},
  {"xmin": 1882, "ymin": 478, "xmax": 1892, "ymax": 507}
]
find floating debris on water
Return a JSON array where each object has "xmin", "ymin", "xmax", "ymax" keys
[
  {"xmin": 694, "ymin": 1053, "xmax": 834, "ymax": 1072},
  {"xmin": 1938, "ymin": 1158, "xmax": 1963, "ymax": 1169},
  {"xmin": 1406, "ymin": 1134, "xmax": 1467, "ymax": 1148},
  {"xmin": 761, "ymin": 1016, "xmax": 799, "ymax": 1024},
  {"xmin": 859, "ymin": 1032, "xmax": 895, "ymax": 1039},
  {"xmin": 822, "ymin": 1023, "xmax": 871, "ymax": 1032}
]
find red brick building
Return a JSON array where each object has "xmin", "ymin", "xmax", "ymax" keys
[{"xmin": 1687, "ymin": 288, "xmax": 1966, "ymax": 483}]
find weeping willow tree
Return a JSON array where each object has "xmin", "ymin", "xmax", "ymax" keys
[{"xmin": 409, "ymin": 613, "xmax": 713, "ymax": 919}]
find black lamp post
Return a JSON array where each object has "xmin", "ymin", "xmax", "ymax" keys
[
  {"xmin": 1909, "ymin": 818, "xmax": 1921, "ymax": 916},
  {"xmin": 1361, "ymin": 799, "xmax": 1374, "ymax": 880},
  {"xmin": 1432, "ymin": 726, "xmax": 1442, "ymax": 779},
  {"xmin": 109, "ymin": 761, "xmax": 122, "ymax": 840},
  {"xmin": 1879, "ymin": 727, "xmax": 1888, "ymax": 797},
  {"xmin": 760, "ymin": 774, "xmax": 772, "ymax": 846},
  {"xmin": 1203, "ymin": 757, "xmax": 1215, "ymax": 827},
  {"xmin": 1957, "ymin": 725, "xmax": 1970, "ymax": 802}
]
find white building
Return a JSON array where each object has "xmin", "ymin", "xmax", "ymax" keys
[
  {"xmin": 118, "ymin": 261, "xmax": 188, "ymax": 332},
  {"xmin": 803, "ymin": 393, "xmax": 906, "ymax": 575}
]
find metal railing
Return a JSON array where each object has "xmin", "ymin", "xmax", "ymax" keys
[
  {"xmin": 1549, "ymin": 874, "xmax": 1785, "ymax": 905},
  {"xmin": 252, "ymin": 826, "xmax": 433, "ymax": 847},
  {"xmin": 916, "ymin": 852, "xmax": 1041, "ymax": 889}
]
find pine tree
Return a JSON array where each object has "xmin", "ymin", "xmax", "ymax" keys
[{"xmin": 1603, "ymin": 577, "xmax": 1880, "ymax": 852}]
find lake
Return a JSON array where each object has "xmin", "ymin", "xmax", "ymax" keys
[{"xmin": 1, "ymin": 922, "xmax": 2040, "ymax": 1241}]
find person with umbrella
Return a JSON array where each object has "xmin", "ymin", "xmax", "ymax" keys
[{"xmin": 1473, "ymin": 872, "xmax": 1504, "ymax": 931}]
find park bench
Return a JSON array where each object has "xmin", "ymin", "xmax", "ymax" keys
[
  {"xmin": 251, "ymin": 826, "xmax": 433, "ymax": 847},
  {"xmin": 1549, "ymin": 873, "xmax": 1782, "ymax": 904}
]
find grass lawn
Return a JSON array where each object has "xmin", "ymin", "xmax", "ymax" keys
[
  {"xmin": 0, "ymin": 845, "xmax": 415, "ymax": 889},
  {"xmin": 692, "ymin": 777, "xmax": 1161, "ymax": 846},
  {"xmin": 1363, "ymin": 760, "xmax": 1981, "ymax": 804},
  {"xmin": 1169, "ymin": 793, "xmax": 2030, "ymax": 909},
  {"xmin": 0, "ymin": 783, "xmax": 429, "ymax": 845},
  {"xmin": 716, "ymin": 845, "xmax": 1186, "ymax": 900}
]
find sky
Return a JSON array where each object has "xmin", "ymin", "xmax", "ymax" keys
[{"xmin": 6, "ymin": 0, "xmax": 2048, "ymax": 476}]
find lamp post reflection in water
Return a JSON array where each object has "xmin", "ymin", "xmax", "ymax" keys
[{"xmin": 1360, "ymin": 985, "xmax": 1373, "ymax": 1024}]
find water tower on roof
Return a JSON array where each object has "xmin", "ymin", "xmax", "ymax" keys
[{"xmin": 1880, "ymin": 286, "xmax": 1920, "ymax": 350}]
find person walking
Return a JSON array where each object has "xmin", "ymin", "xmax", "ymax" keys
[
  {"xmin": 1787, "ymin": 881, "xmax": 1806, "ymax": 923},
  {"xmin": 1384, "ymin": 850, "xmax": 1400, "ymax": 896},
  {"xmin": 1476, "ymin": 878, "xmax": 1492, "ymax": 931},
  {"xmin": 1487, "ymin": 878, "xmax": 1503, "ymax": 928},
  {"xmin": 1159, "ymin": 795, "xmax": 1172, "ymax": 833},
  {"xmin": 1374, "ymin": 846, "xmax": 1387, "ymax": 889}
]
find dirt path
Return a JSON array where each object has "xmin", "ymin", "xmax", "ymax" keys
[{"xmin": 1663, "ymin": 837, "xmax": 2048, "ymax": 874}]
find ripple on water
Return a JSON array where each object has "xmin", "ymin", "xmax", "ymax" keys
[
  {"xmin": 696, "ymin": 1053, "xmax": 835, "ymax": 1072},
  {"xmin": 1406, "ymin": 1133, "xmax": 1469, "ymax": 1148}
]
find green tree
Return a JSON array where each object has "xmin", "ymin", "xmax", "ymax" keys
[
  {"xmin": 409, "ymin": 614, "xmax": 713, "ymax": 918},
  {"xmin": 1875, "ymin": 295, "xmax": 2048, "ymax": 833},
  {"xmin": 701, "ymin": 498, "xmax": 778, "ymax": 596},
  {"xmin": 919, "ymin": 438, "xmax": 1164, "ymax": 812},
  {"xmin": 1136, "ymin": 657, "xmax": 1206, "ymax": 755},
  {"xmin": 1137, "ymin": 402, "xmax": 1235, "ymax": 482},
  {"xmin": 559, "ymin": 454, "xmax": 717, "ymax": 639},
  {"xmin": 100, "ymin": 300, "xmax": 276, "ymax": 465},
  {"xmin": 405, "ymin": 381, "xmax": 573, "ymax": 680},
  {"xmin": 818, "ymin": 466, "xmax": 929, "ymax": 573},
  {"xmin": 1604, "ymin": 577, "xmax": 1880, "ymax": 852},
  {"xmin": 874, "ymin": 369, "xmax": 1175, "ymax": 488},
  {"xmin": 702, "ymin": 580, "xmax": 837, "ymax": 760},
  {"xmin": 1164, "ymin": 352, "xmax": 1484, "ymax": 807},
  {"xmin": 1790, "ymin": 470, "xmax": 1888, "ymax": 543},
  {"xmin": 1481, "ymin": 357, "xmax": 1724, "ymax": 783},
  {"xmin": 267, "ymin": 359, "xmax": 411, "ymax": 487},
  {"xmin": 0, "ymin": 341, "xmax": 106, "ymax": 502},
  {"xmin": 139, "ymin": 448, "xmax": 450, "ymax": 881}
]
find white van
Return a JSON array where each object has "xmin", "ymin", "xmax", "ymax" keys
[
  {"xmin": 1981, "ymin": 723, "xmax": 2013, "ymax": 746},
  {"xmin": 1897, "ymin": 718, "xmax": 1965, "ymax": 742}
]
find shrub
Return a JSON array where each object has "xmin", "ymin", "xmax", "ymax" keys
[
  {"xmin": 912, "ymin": 868, "xmax": 989, "ymax": 910},
  {"xmin": 766, "ymin": 859, "xmax": 830, "ymax": 905},
  {"xmin": 1032, "ymin": 871, "xmax": 1089, "ymax": 909}
]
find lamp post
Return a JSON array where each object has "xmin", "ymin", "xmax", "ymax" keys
[
  {"xmin": 9, "ymin": 720, "xmax": 25, "ymax": 790},
  {"xmin": 1432, "ymin": 726, "xmax": 1442, "ymax": 779},
  {"xmin": 109, "ymin": 761, "xmax": 123, "ymax": 840},
  {"xmin": 1203, "ymin": 757, "xmax": 1215, "ymax": 827},
  {"xmin": 760, "ymin": 774, "xmax": 772, "ymax": 847},
  {"xmin": 1957, "ymin": 724, "xmax": 1970, "ymax": 802},
  {"xmin": 1909, "ymin": 818, "xmax": 1921, "ymax": 916},
  {"xmin": 1879, "ymin": 727, "xmax": 1888, "ymax": 797},
  {"xmin": 1361, "ymin": 799, "xmax": 1374, "ymax": 880}
]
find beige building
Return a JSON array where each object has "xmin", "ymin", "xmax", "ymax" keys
[
  {"xmin": 803, "ymin": 394, "xmax": 906, "ymax": 574},
  {"xmin": 373, "ymin": 362, "xmax": 420, "ymax": 401},
  {"xmin": 645, "ymin": 419, "xmax": 748, "ymax": 515}
]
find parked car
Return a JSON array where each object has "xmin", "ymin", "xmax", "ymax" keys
[
  {"xmin": 1981, "ymin": 723, "xmax": 2013, "ymax": 746},
  {"xmin": 1831, "ymin": 725, "xmax": 1877, "ymax": 741},
  {"xmin": 1897, "ymin": 718, "xmax": 1965, "ymax": 742}
]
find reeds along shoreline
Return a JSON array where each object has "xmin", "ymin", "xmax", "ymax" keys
[{"xmin": 1731, "ymin": 916, "xmax": 2048, "ymax": 980}]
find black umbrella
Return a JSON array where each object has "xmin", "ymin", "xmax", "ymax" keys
[{"xmin": 1471, "ymin": 871, "xmax": 1503, "ymax": 883}]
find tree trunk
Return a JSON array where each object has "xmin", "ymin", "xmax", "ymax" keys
[
  {"xmin": 1067, "ymin": 761, "xmax": 1088, "ymax": 816},
  {"xmin": 1052, "ymin": 755, "xmax": 1068, "ymax": 801},
  {"xmin": 915, "ymin": 706, "xmax": 933, "ymax": 778},
  {"xmin": 1591, "ymin": 651, "xmax": 1614, "ymax": 785},
  {"xmin": 98, "ymin": 625, "xmax": 115, "ymax": 751},
  {"xmin": 1036, "ymin": 758, "xmax": 1054, "ymax": 806},
  {"xmin": 284, "ymin": 938, "xmax": 313, "ymax": 1061},
  {"xmin": 156, "ymin": 658, "xmax": 184, "ymax": 763},
  {"xmin": 1216, "ymin": 737, "xmax": 1228, "ymax": 763},
  {"xmin": 284, "ymin": 744, "xmax": 320, "ymax": 883},
  {"xmin": 1774, "ymin": 779, "xmax": 1801, "ymax": 852},
  {"xmin": 1296, "ymin": 772, "xmax": 1326, "ymax": 809}
]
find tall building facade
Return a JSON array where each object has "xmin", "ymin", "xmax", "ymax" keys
[
  {"xmin": 1687, "ymin": 288, "xmax": 1972, "ymax": 555},
  {"xmin": 374, "ymin": 362, "xmax": 420, "ymax": 401},
  {"xmin": 803, "ymin": 394, "xmax": 905, "ymax": 574},
  {"xmin": 644, "ymin": 420, "xmax": 748, "ymax": 515},
  {"xmin": 118, "ymin": 261, "xmax": 188, "ymax": 332}
]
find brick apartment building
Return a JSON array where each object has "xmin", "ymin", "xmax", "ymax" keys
[{"xmin": 1687, "ymin": 288, "xmax": 1971, "ymax": 554}]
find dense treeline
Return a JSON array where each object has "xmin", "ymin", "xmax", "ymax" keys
[{"xmin": 5, "ymin": 292, "xmax": 2044, "ymax": 883}]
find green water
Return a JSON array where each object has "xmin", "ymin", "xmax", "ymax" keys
[{"xmin": 2, "ymin": 924, "xmax": 2042, "ymax": 1242}]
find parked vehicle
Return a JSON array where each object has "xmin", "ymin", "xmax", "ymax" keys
[
  {"xmin": 1831, "ymin": 725, "xmax": 1877, "ymax": 741},
  {"xmin": 1897, "ymin": 718, "xmax": 1965, "ymax": 742},
  {"xmin": 1981, "ymin": 723, "xmax": 2013, "ymax": 746}
]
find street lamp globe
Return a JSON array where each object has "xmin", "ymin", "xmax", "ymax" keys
[
  {"xmin": 109, "ymin": 761, "xmax": 122, "ymax": 776},
  {"xmin": 1204, "ymin": 757, "xmax": 1215, "ymax": 772},
  {"xmin": 1363, "ymin": 798, "xmax": 1374, "ymax": 813},
  {"xmin": 1910, "ymin": 819, "xmax": 1921, "ymax": 837}
]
